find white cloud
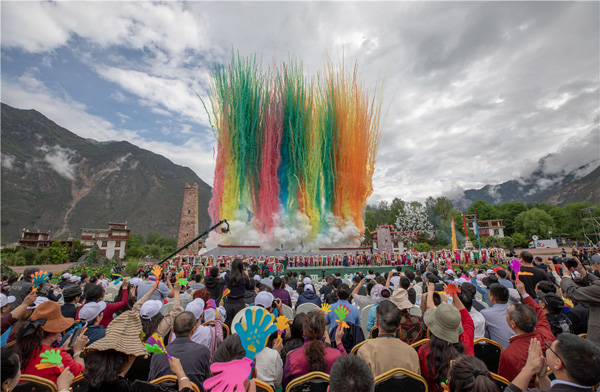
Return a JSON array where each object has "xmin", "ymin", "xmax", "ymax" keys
[
  {"xmin": 2, "ymin": 155, "xmax": 16, "ymax": 170},
  {"xmin": 39, "ymin": 145, "xmax": 77, "ymax": 180}
]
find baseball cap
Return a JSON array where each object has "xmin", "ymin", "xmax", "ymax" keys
[
  {"xmin": 255, "ymin": 291, "xmax": 274, "ymax": 308},
  {"xmin": 254, "ymin": 275, "xmax": 261, "ymax": 281},
  {"xmin": 63, "ymin": 285, "xmax": 83, "ymax": 299},
  {"xmin": 302, "ymin": 277, "xmax": 311, "ymax": 285},
  {"xmin": 0, "ymin": 294, "xmax": 16, "ymax": 307},
  {"xmin": 27, "ymin": 296, "xmax": 50, "ymax": 309},
  {"xmin": 304, "ymin": 284, "xmax": 314, "ymax": 292},
  {"xmin": 129, "ymin": 277, "xmax": 142, "ymax": 287},
  {"xmin": 79, "ymin": 301, "xmax": 107, "ymax": 322},
  {"xmin": 62, "ymin": 273, "xmax": 72, "ymax": 279},
  {"xmin": 445, "ymin": 269, "xmax": 454, "ymax": 276},
  {"xmin": 140, "ymin": 300, "xmax": 163, "ymax": 319},
  {"xmin": 70, "ymin": 276, "xmax": 80, "ymax": 282},
  {"xmin": 185, "ymin": 298, "xmax": 205, "ymax": 320}
]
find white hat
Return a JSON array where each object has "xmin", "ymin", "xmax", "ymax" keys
[
  {"xmin": 455, "ymin": 277, "xmax": 468, "ymax": 284},
  {"xmin": 254, "ymin": 275, "xmax": 261, "ymax": 281},
  {"xmin": 365, "ymin": 275, "xmax": 375, "ymax": 280},
  {"xmin": 220, "ymin": 272, "xmax": 227, "ymax": 279},
  {"xmin": 391, "ymin": 269, "xmax": 398, "ymax": 274},
  {"xmin": 255, "ymin": 291, "xmax": 274, "ymax": 308},
  {"xmin": 79, "ymin": 301, "xmax": 107, "ymax": 322},
  {"xmin": 445, "ymin": 269, "xmax": 454, "ymax": 276},
  {"xmin": 303, "ymin": 277, "xmax": 311, "ymax": 285},
  {"xmin": 1, "ymin": 294, "xmax": 16, "ymax": 307},
  {"xmin": 486, "ymin": 269, "xmax": 494, "ymax": 274},
  {"xmin": 62, "ymin": 273, "xmax": 72, "ymax": 279},
  {"xmin": 27, "ymin": 296, "xmax": 50, "ymax": 309},
  {"xmin": 140, "ymin": 300, "xmax": 163, "ymax": 319},
  {"xmin": 70, "ymin": 276, "xmax": 79, "ymax": 282},
  {"xmin": 129, "ymin": 277, "xmax": 142, "ymax": 287},
  {"xmin": 304, "ymin": 284, "xmax": 314, "ymax": 292},
  {"xmin": 185, "ymin": 298, "xmax": 205, "ymax": 320}
]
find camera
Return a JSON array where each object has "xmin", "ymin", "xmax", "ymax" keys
[{"xmin": 552, "ymin": 256, "xmax": 578, "ymax": 269}]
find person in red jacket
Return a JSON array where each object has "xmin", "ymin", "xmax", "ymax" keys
[
  {"xmin": 418, "ymin": 282, "xmax": 475, "ymax": 392},
  {"xmin": 498, "ymin": 279, "xmax": 555, "ymax": 385}
]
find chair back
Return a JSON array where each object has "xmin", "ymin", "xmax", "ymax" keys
[
  {"xmin": 231, "ymin": 306, "xmax": 261, "ymax": 333},
  {"xmin": 149, "ymin": 375, "xmax": 201, "ymax": 392},
  {"xmin": 13, "ymin": 375, "xmax": 57, "ymax": 392},
  {"xmin": 70, "ymin": 374, "xmax": 89, "ymax": 392},
  {"xmin": 370, "ymin": 326, "xmax": 379, "ymax": 339},
  {"xmin": 350, "ymin": 339, "xmax": 370, "ymax": 355},
  {"xmin": 295, "ymin": 303, "xmax": 320, "ymax": 315},
  {"xmin": 475, "ymin": 299, "xmax": 489, "ymax": 309},
  {"xmin": 410, "ymin": 338, "xmax": 430, "ymax": 350},
  {"xmin": 373, "ymin": 368, "xmax": 427, "ymax": 392},
  {"xmin": 202, "ymin": 320, "xmax": 231, "ymax": 338},
  {"xmin": 105, "ymin": 287, "xmax": 119, "ymax": 298},
  {"xmin": 253, "ymin": 379, "xmax": 275, "ymax": 392},
  {"xmin": 161, "ymin": 302, "xmax": 173, "ymax": 315},
  {"xmin": 285, "ymin": 371, "xmax": 329, "ymax": 392},
  {"xmin": 490, "ymin": 373, "xmax": 510, "ymax": 392},
  {"xmin": 360, "ymin": 304, "xmax": 374, "ymax": 336},
  {"xmin": 473, "ymin": 338, "xmax": 503, "ymax": 374},
  {"xmin": 281, "ymin": 304, "xmax": 294, "ymax": 319}
]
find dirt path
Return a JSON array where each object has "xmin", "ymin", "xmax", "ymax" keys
[{"xmin": 11, "ymin": 262, "xmax": 75, "ymax": 275}]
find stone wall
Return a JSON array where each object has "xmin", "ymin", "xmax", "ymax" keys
[{"xmin": 176, "ymin": 183, "xmax": 199, "ymax": 254}]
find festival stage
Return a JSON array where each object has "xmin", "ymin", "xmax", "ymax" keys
[
  {"xmin": 204, "ymin": 244, "xmax": 372, "ymax": 258},
  {"xmin": 285, "ymin": 265, "xmax": 416, "ymax": 279}
]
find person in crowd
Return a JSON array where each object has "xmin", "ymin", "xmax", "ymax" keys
[
  {"xmin": 481, "ymin": 283, "xmax": 514, "ymax": 349},
  {"xmin": 535, "ymin": 280, "xmax": 556, "ymax": 297},
  {"xmin": 295, "ymin": 283, "xmax": 321, "ymax": 309},
  {"xmin": 461, "ymin": 282, "xmax": 486, "ymax": 312},
  {"xmin": 82, "ymin": 310, "xmax": 194, "ymax": 391},
  {"xmin": 505, "ymin": 334, "xmax": 600, "ymax": 392},
  {"xmin": 255, "ymin": 333, "xmax": 284, "ymax": 389},
  {"xmin": 78, "ymin": 301, "xmax": 107, "ymax": 345},
  {"xmin": 134, "ymin": 279, "xmax": 183, "ymax": 338},
  {"xmin": 189, "ymin": 273, "xmax": 205, "ymax": 291},
  {"xmin": 58, "ymin": 273, "xmax": 72, "ymax": 290},
  {"xmin": 1, "ymin": 294, "xmax": 15, "ymax": 316},
  {"xmin": 447, "ymin": 355, "xmax": 499, "ymax": 392},
  {"xmin": 497, "ymin": 269, "xmax": 514, "ymax": 290},
  {"xmin": 328, "ymin": 355, "xmax": 374, "ymax": 392},
  {"xmin": 324, "ymin": 279, "xmax": 342, "ymax": 305},
  {"xmin": 79, "ymin": 280, "xmax": 130, "ymax": 328},
  {"xmin": 357, "ymin": 300, "xmax": 420, "ymax": 376},
  {"xmin": 223, "ymin": 259, "xmax": 254, "ymax": 328},
  {"xmin": 8, "ymin": 267, "xmax": 39, "ymax": 310},
  {"xmin": 17, "ymin": 301, "xmax": 88, "ymax": 384},
  {"xmin": 366, "ymin": 284, "xmax": 392, "ymax": 331},
  {"xmin": 280, "ymin": 314, "xmax": 305, "ymax": 362},
  {"xmin": 390, "ymin": 287, "xmax": 426, "ymax": 345},
  {"xmin": 61, "ymin": 285, "xmax": 83, "ymax": 319},
  {"xmin": 289, "ymin": 272, "xmax": 298, "ymax": 290},
  {"xmin": 399, "ymin": 276, "xmax": 417, "ymax": 304},
  {"xmin": 559, "ymin": 257, "xmax": 600, "ymax": 345},
  {"xmin": 498, "ymin": 280, "xmax": 555, "ymax": 384},
  {"xmin": 418, "ymin": 283, "xmax": 474, "ymax": 392},
  {"xmin": 244, "ymin": 280, "xmax": 258, "ymax": 305},
  {"xmin": 149, "ymin": 311, "xmax": 211, "ymax": 388},
  {"xmin": 538, "ymin": 293, "xmax": 573, "ymax": 337},
  {"xmin": 325, "ymin": 284, "xmax": 360, "ymax": 332},
  {"xmin": 471, "ymin": 272, "xmax": 497, "ymax": 307},
  {"xmin": 183, "ymin": 298, "xmax": 223, "ymax": 353},
  {"xmin": 517, "ymin": 251, "xmax": 553, "ymax": 298},
  {"xmin": 137, "ymin": 273, "xmax": 173, "ymax": 302},
  {"xmin": 177, "ymin": 279, "xmax": 193, "ymax": 310},
  {"xmin": 282, "ymin": 311, "xmax": 345, "ymax": 389},
  {"xmin": 261, "ymin": 269, "xmax": 273, "ymax": 288},
  {"xmin": 350, "ymin": 275, "xmax": 367, "ymax": 299},
  {"xmin": 320, "ymin": 276, "xmax": 335, "ymax": 299},
  {"xmin": 272, "ymin": 277, "xmax": 292, "ymax": 307},
  {"xmin": 350, "ymin": 278, "xmax": 376, "ymax": 309},
  {"xmin": 566, "ymin": 297, "xmax": 589, "ymax": 335},
  {"xmin": 1, "ymin": 291, "xmax": 36, "ymax": 346}
]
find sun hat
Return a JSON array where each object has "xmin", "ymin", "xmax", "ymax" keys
[
  {"xmin": 255, "ymin": 291, "xmax": 274, "ymax": 308},
  {"xmin": 185, "ymin": 298, "xmax": 205, "ymax": 320},
  {"xmin": 423, "ymin": 303, "xmax": 463, "ymax": 344},
  {"xmin": 140, "ymin": 300, "xmax": 163, "ymax": 319},
  {"xmin": 391, "ymin": 288, "xmax": 412, "ymax": 310},
  {"xmin": 370, "ymin": 284, "xmax": 392, "ymax": 304},
  {"xmin": 1, "ymin": 294, "xmax": 16, "ymax": 308},
  {"xmin": 63, "ymin": 285, "xmax": 83, "ymax": 298},
  {"xmin": 85, "ymin": 310, "xmax": 147, "ymax": 357},
  {"xmin": 79, "ymin": 301, "xmax": 107, "ymax": 322},
  {"xmin": 62, "ymin": 273, "xmax": 72, "ymax": 279},
  {"xmin": 27, "ymin": 296, "xmax": 50, "ymax": 310},
  {"xmin": 31, "ymin": 301, "xmax": 74, "ymax": 333}
]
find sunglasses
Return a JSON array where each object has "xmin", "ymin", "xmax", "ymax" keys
[{"xmin": 545, "ymin": 341, "xmax": 566, "ymax": 370}]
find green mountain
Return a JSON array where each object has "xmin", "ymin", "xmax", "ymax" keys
[
  {"xmin": 1, "ymin": 103, "xmax": 212, "ymax": 243},
  {"xmin": 544, "ymin": 165, "xmax": 600, "ymax": 205}
]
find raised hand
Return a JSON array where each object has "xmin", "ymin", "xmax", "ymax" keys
[
  {"xmin": 234, "ymin": 308, "xmax": 277, "ymax": 360},
  {"xmin": 203, "ymin": 357, "xmax": 253, "ymax": 392}
]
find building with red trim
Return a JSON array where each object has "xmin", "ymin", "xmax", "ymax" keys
[
  {"xmin": 81, "ymin": 222, "xmax": 130, "ymax": 259},
  {"xmin": 465, "ymin": 214, "xmax": 505, "ymax": 238},
  {"xmin": 16, "ymin": 229, "xmax": 73, "ymax": 250}
]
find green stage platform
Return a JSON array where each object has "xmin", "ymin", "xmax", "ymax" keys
[{"xmin": 284, "ymin": 265, "xmax": 415, "ymax": 280}]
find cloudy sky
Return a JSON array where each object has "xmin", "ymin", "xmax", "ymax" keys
[{"xmin": 2, "ymin": 1, "xmax": 598, "ymax": 205}]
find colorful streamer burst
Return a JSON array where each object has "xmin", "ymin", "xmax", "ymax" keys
[{"xmin": 204, "ymin": 52, "xmax": 384, "ymax": 248}]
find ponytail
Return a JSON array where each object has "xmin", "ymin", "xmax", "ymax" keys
[{"xmin": 302, "ymin": 311, "xmax": 327, "ymax": 372}]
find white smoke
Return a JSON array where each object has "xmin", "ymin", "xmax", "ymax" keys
[
  {"xmin": 2, "ymin": 154, "xmax": 15, "ymax": 170},
  {"xmin": 205, "ymin": 208, "xmax": 361, "ymax": 252}
]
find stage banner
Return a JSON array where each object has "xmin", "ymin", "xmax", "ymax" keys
[{"xmin": 451, "ymin": 216, "xmax": 458, "ymax": 250}]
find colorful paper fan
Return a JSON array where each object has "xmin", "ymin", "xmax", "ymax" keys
[
  {"xmin": 31, "ymin": 271, "xmax": 50, "ymax": 290},
  {"xmin": 146, "ymin": 333, "xmax": 171, "ymax": 359},
  {"xmin": 203, "ymin": 357, "xmax": 253, "ymax": 392},
  {"xmin": 319, "ymin": 303, "xmax": 331, "ymax": 315},
  {"xmin": 509, "ymin": 259, "xmax": 522, "ymax": 276},
  {"xmin": 334, "ymin": 304, "xmax": 350, "ymax": 329},
  {"xmin": 35, "ymin": 349, "xmax": 63, "ymax": 370},
  {"xmin": 222, "ymin": 288, "xmax": 231, "ymax": 298},
  {"xmin": 234, "ymin": 307, "xmax": 276, "ymax": 360},
  {"xmin": 274, "ymin": 315, "xmax": 290, "ymax": 339},
  {"xmin": 151, "ymin": 265, "xmax": 163, "ymax": 280},
  {"xmin": 176, "ymin": 270, "xmax": 184, "ymax": 279},
  {"xmin": 445, "ymin": 283, "xmax": 461, "ymax": 297},
  {"xmin": 206, "ymin": 299, "xmax": 217, "ymax": 310},
  {"xmin": 178, "ymin": 278, "xmax": 189, "ymax": 286},
  {"xmin": 563, "ymin": 298, "xmax": 574, "ymax": 308}
]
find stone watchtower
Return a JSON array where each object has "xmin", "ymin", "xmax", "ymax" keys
[{"xmin": 176, "ymin": 183, "xmax": 199, "ymax": 254}]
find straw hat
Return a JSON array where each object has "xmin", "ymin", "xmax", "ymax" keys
[
  {"xmin": 31, "ymin": 301, "xmax": 74, "ymax": 333},
  {"xmin": 423, "ymin": 303, "xmax": 463, "ymax": 344},
  {"xmin": 391, "ymin": 288, "xmax": 412, "ymax": 310},
  {"xmin": 85, "ymin": 310, "xmax": 147, "ymax": 357}
]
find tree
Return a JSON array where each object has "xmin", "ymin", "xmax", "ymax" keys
[
  {"xmin": 69, "ymin": 239, "xmax": 87, "ymax": 263},
  {"xmin": 146, "ymin": 232, "xmax": 161, "ymax": 245},
  {"xmin": 514, "ymin": 208, "xmax": 555, "ymax": 240},
  {"xmin": 511, "ymin": 232, "xmax": 529, "ymax": 248},
  {"xmin": 124, "ymin": 259, "xmax": 140, "ymax": 277},
  {"xmin": 47, "ymin": 241, "xmax": 69, "ymax": 264},
  {"xmin": 19, "ymin": 248, "xmax": 39, "ymax": 265},
  {"xmin": 395, "ymin": 202, "xmax": 433, "ymax": 245},
  {"xmin": 467, "ymin": 200, "xmax": 495, "ymax": 220},
  {"xmin": 495, "ymin": 202, "xmax": 528, "ymax": 236}
]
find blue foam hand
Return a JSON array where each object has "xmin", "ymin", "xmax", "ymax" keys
[{"xmin": 234, "ymin": 307, "xmax": 277, "ymax": 360}]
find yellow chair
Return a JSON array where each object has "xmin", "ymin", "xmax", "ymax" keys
[
  {"xmin": 473, "ymin": 337, "xmax": 503, "ymax": 374},
  {"xmin": 410, "ymin": 338, "xmax": 430, "ymax": 350},
  {"xmin": 149, "ymin": 375, "xmax": 201, "ymax": 392},
  {"xmin": 13, "ymin": 375, "xmax": 57, "ymax": 392},
  {"xmin": 253, "ymin": 379, "xmax": 275, "ymax": 392},
  {"xmin": 202, "ymin": 320, "xmax": 230, "ymax": 337},
  {"xmin": 350, "ymin": 339, "xmax": 370, "ymax": 355},
  {"xmin": 490, "ymin": 373, "xmax": 510, "ymax": 391},
  {"xmin": 285, "ymin": 371, "xmax": 329, "ymax": 392},
  {"xmin": 579, "ymin": 333, "xmax": 587, "ymax": 338},
  {"xmin": 369, "ymin": 326, "xmax": 379, "ymax": 339},
  {"xmin": 373, "ymin": 368, "xmax": 428, "ymax": 392},
  {"xmin": 70, "ymin": 374, "xmax": 89, "ymax": 392}
]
